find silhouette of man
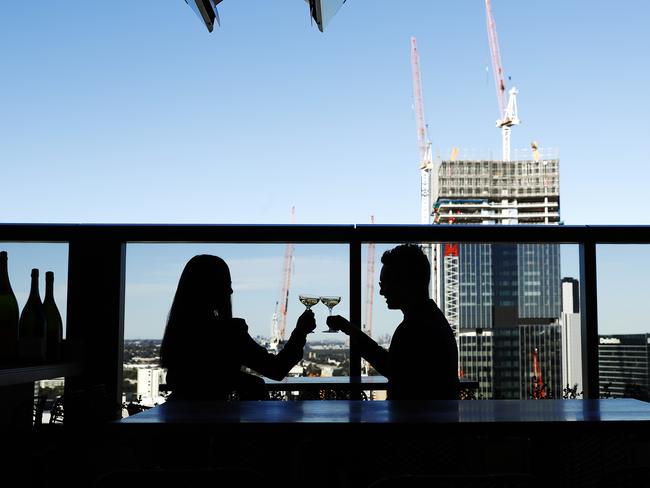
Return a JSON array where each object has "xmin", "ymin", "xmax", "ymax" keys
[{"xmin": 327, "ymin": 244, "xmax": 459, "ymax": 400}]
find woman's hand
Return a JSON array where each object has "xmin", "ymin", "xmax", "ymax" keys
[
  {"xmin": 296, "ymin": 309, "xmax": 317, "ymax": 335},
  {"xmin": 326, "ymin": 315, "xmax": 352, "ymax": 335}
]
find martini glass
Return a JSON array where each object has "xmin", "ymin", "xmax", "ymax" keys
[
  {"xmin": 320, "ymin": 296, "xmax": 341, "ymax": 332},
  {"xmin": 298, "ymin": 295, "xmax": 320, "ymax": 334},
  {"xmin": 299, "ymin": 294, "xmax": 320, "ymax": 310}
]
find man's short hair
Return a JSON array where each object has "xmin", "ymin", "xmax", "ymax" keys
[{"xmin": 381, "ymin": 243, "xmax": 430, "ymax": 289}]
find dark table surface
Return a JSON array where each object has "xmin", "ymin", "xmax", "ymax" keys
[{"xmin": 116, "ymin": 399, "xmax": 650, "ymax": 430}]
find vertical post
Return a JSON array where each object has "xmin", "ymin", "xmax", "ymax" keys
[
  {"xmin": 65, "ymin": 236, "xmax": 125, "ymax": 423},
  {"xmin": 579, "ymin": 241, "xmax": 599, "ymax": 399},
  {"xmin": 349, "ymin": 237, "xmax": 362, "ymax": 394}
]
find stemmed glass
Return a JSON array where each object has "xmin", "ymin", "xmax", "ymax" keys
[
  {"xmin": 298, "ymin": 295, "xmax": 320, "ymax": 334},
  {"xmin": 299, "ymin": 294, "xmax": 320, "ymax": 310},
  {"xmin": 320, "ymin": 296, "xmax": 341, "ymax": 332}
]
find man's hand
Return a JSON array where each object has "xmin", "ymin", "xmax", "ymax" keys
[
  {"xmin": 326, "ymin": 315, "xmax": 352, "ymax": 335},
  {"xmin": 296, "ymin": 309, "xmax": 316, "ymax": 335}
]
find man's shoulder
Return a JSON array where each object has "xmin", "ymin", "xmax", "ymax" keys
[
  {"xmin": 405, "ymin": 301, "xmax": 449, "ymax": 326},
  {"xmin": 395, "ymin": 304, "xmax": 452, "ymax": 345}
]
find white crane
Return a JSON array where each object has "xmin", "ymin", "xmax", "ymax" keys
[{"xmin": 485, "ymin": 0, "xmax": 520, "ymax": 161}]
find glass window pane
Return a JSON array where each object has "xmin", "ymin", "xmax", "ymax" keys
[
  {"xmin": 361, "ymin": 241, "xmax": 582, "ymax": 401},
  {"xmin": 0, "ymin": 243, "xmax": 68, "ymax": 424},
  {"xmin": 597, "ymin": 245, "xmax": 650, "ymax": 401},
  {"xmin": 123, "ymin": 243, "xmax": 349, "ymax": 405}
]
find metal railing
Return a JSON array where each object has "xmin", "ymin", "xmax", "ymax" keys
[{"xmin": 2, "ymin": 223, "xmax": 649, "ymax": 421}]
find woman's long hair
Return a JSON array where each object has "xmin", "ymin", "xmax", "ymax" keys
[{"xmin": 160, "ymin": 254, "xmax": 233, "ymax": 369}]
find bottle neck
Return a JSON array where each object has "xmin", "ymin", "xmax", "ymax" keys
[
  {"xmin": 0, "ymin": 254, "xmax": 11, "ymax": 293},
  {"xmin": 45, "ymin": 273, "xmax": 54, "ymax": 300},
  {"xmin": 29, "ymin": 270, "xmax": 41, "ymax": 301}
]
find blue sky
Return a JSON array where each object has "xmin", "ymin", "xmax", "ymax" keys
[{"xmin": 1, "ymin": 1, "xmax": 649, "ymax": 338}]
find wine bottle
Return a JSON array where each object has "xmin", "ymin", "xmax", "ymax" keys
[
  {"xmin": 43, "ymin": 271, "xmax": 63, "ymax": 362},
  {"xmin": 18, "ymin": 268, "xmax": 47, "ymax": 363},
  {"xmin": 0, "ymin": 251, "xmax": 19, "ymax": 363}
]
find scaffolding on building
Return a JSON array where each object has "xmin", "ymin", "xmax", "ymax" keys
[{"xmin": 432, "ymin": 151, "xmax": 560, "ymax": 226}]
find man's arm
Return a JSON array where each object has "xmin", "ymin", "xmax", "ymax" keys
[{"xmin": 327, "ymin": 315, "xmax": 391, "ymax": 377}]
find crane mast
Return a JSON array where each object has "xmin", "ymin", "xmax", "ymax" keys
[
  {"xmin": 410, "ymin": 36, "xmax": 443, "ymax": 304},
  {"xmin": 410, "ymin": 36, "xmax": 436, "ymax": 301},
  {"xmin": 410, "ymin": 36, "xmax": 433, "ymax": 227},
  {"xmin": 485, "ymin": 0, "xmax": 519, "ymax": 161},
  {"xmin": 363, "ymin": 216, "xmax": 376, "ymax": 376},
  {"xmin": 273, "ymin": 206, "xmax": 295, "ymax": 348},
  {"xmin": 364, "ymin": 215, "xmax": 376, "ymax": 340}
]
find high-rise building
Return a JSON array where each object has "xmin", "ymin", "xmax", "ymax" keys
[
  {"xmin": 599, "ymin": 334, "xmax": 650, "ymax": 399},
  {"xmin": 561, "ymin": 278, "xmax": 582, "ymax": 394},
  {"xmin": 136, "ymin": 367, "xmax": 167, "ymax": 406},
  {"xmin": 432, "ymin": 153, "xmax": 562, "ymax": 399}
]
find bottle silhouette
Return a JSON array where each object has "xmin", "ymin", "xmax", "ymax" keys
[
  {"xmin": 43, "ymin": 271, "xmax": 63, "ymax": 362},
  {"xmin": 0, "ymin": 251, "xmax": 19, "ymax": 363},
  {"xmin": 18, "ymin": 268, "xmax": 47, "ymax": 363}
]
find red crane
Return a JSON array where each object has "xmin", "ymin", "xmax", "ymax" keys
[
  {"xmin": 485, "ymin": 0, "xmax": 507, "ymax": 119},
  {"xmin": 410, "ymin": 36, "xmax": 433, "ymax": 227},
  {"xmin": 362, "ymin": 215, "xmax": 376, "ymax": 375},
  {"xmin": 410, "ymin": 37, "xmax": 428, "ymax": 166},
  {"xmin": 364, "ymin": 216, "xmax": 376, "ymax": 339},
  {"xmin": 410, "ymin": 36, "xmax": 436, "ymax": 301},
  {"xmin": 274, "ymin": 206, "xmax": 295, "ymax": 346},
  {"xmin": 485, "ymin": 0, "xmax": 519, "ymax": 161}
]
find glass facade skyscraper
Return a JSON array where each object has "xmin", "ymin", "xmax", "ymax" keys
[
  {"xmin": 455, "ymin": 243, "xmax": 561, "ymax": 398},
  {"xmin": 599, "ymin": 334, "xmax": 650, "ymax": 399},
  {"xmin": 459, "ymin": 243, "xmax": 492, "ymax": 329},
  {"xmin": 518, "ymin": 244, "xmax": 561, "ymax": 319}
]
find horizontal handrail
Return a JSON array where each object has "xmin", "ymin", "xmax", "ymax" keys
[
  {"xmin": 0, "ymin": 223, "xmax": 649, "ymax": 244},
  {"xmin": 0, "ymin": 362, "xmax": 83, "ymax": 387}
]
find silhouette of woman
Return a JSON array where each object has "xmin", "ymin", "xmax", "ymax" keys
[{"xmin": 160, "ymin": 254, "xmax": 316, "ymax": 400}]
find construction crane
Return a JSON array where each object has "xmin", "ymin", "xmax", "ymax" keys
[
  {"xmin": 485, "ymin": 0, "xmax": 519, "ymax": 162},
  {"xmin": 532, "ymin": 348, "xmax": 547, "ymax": 399},
  {"xmin": 410, "ymin": 36, "xmax": 437, "ymax": 301},
  {"xmin": 364, "ymin": 215, "xmax": 376, "ymax": 339},
  {"xmin": 271, "ymin": 206, "xmax": 295, "ymax": 350},
  {"xmin": 410, "ymin": 36, "xmax": 434, "ymax": 227},
  {"xmin": 362, "ymin": 216, "xmax": 376, "ymax": 375}
]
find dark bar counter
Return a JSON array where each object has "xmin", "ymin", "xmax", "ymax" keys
[
  {"xmin": 115, "ymin": 399, "xmax": 650, "ymax": 432},
  {"xmin": 102, "ymin": 400, "xmax": 650, "ymax": 488}
]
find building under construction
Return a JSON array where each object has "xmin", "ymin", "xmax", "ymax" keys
[
  {"xmin": 410, "ymin": 2, "xmax": 567, "ymax": 399},
  {"xmin": 432, "ymin": 150, "xmax": 560, "ymax": 226},
  {"xmin": 431, "ymin": 152, "xmax": 563, "ymax": 399}
]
